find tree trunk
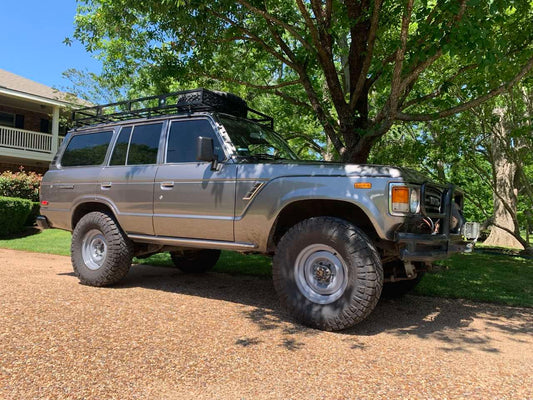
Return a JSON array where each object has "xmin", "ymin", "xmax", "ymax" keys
[{"xmin": 483, "ymin": 109, "xmax": 524, "ymax": 250}]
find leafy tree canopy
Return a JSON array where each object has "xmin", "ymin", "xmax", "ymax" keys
[{"xmin": 73, "ymin": 0, "xmax": 533, "ymax": 161}]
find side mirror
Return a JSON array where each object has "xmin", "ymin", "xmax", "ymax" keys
[{"xmin": 196, "ymin": 136, "xmax": 218, "ymax": 170}]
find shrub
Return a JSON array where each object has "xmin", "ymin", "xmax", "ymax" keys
[
  {"xmin": 25, "ymin": 202, "xmax": 41, "ymax": 226},
  {"xmin": 0, "ymin": 196, "xmax": 33, "ymax": 236},
  {"xmin": 0, "ymin": 169, "xmax": 42, "ymax": 202}
]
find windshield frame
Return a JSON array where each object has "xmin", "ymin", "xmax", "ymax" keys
[{"xmin": 216, "ymin": 114, "xmax": 299, "ymax": 162}]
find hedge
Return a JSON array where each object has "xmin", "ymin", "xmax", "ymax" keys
[
  {"xmin": 25, "ymin": 202, "xmax": 41, "ymax": 226},
  {"xmin": 0, "ymin": 170, "xmax": 42, "ymax": 202},
  {"xmin": 0, "ymin": 196, "xmax": 34, "ymax": 236}
]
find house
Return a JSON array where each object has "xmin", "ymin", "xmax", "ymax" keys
[{"xmin": 0, "ymin": 69, "xmax": 89, "ymax": 173}]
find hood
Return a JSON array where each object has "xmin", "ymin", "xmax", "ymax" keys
[{"xmin": 237, "ymin": 160, "xmax": 430, "ymax": 183}]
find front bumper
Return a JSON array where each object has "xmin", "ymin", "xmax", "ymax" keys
[
  {"xmin": 396, "ymin": 232, "xmax": 472, "ymax": 262},
  {"xmin": 395, "ymin": 183, "xmax": 479, "ymax": 262}
]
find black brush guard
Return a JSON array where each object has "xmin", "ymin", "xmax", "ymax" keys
[{"xmin": 396, "ymin": 183, "xmax": 470, "ymax": 262}]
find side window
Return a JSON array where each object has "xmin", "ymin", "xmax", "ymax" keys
[
  {"xmin": 126, "ymin": 123, "xmax": 162, "ymax": 165},
  {"xmin": 109, "ymin": 127, "xmax": 132, "ymax": 166},
  {"xmin": 166, "ymin": 119, "xmax": 223, "ymax": 163},
  {"xmin": 61, "ymin": 131, "xmax": 113, "ymax": 167}
]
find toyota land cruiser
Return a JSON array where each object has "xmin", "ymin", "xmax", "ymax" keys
[{"xmin": 38, "ymin": 89, "xmax": 479, "ymax": 331}]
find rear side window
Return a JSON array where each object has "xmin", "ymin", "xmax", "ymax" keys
[
  {"xmin": 61, "ymin": 131, "xmax": 113, "ymax": 167},
  {"xmin": 127, "ymin": 123, "xmax": 161, "ymax": 165},
  {"xmin": 108, "ymin": 123, "xmax": 162, "ymax": 166},
  {"xmin": 110, "ymin": 127, "xmax": 132, "ymax": 166},
  {"xmin": 166, "ymin": 119, "xmax": 223, "ymax": 163}
]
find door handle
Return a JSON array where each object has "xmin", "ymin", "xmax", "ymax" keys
[
  {"xmin": 160, "ymin": 181, "xmax": 174, "ymax": 189},
  {"xmin": 57, "ymin": 184, "xmax": 74, "ymax": 190},
  {"xmin": 101, "ymin": 182, "xmax": 112, "ymax": 189}
]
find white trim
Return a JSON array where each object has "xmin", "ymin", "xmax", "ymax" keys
[
  {"xmin": 0, "ymin": 87, "xmax": 76, "ymax": 107},
  {"xmin": 0, "ymin": 147, "xmax": 54, "ymax": 162},
  {"xmin": 51, "ymin": 106, "xmax": 59, "ymax": 154}
]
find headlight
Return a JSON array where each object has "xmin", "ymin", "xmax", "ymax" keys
[
  {"xmin": 410, "ymin": 188, "xmax": 420, "ymax": 213},
  {"xmin": 390, "ymin": 183, "xmax": 420, "ymax": 215}
]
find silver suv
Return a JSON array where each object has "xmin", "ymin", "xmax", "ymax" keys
[{"xmin": 38, "ymin": 89, "xmax": 478, "ymax": 331}]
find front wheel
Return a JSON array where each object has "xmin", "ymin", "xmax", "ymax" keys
[
  {"xmin": 273, "ymin": 217, "xmax": 383, "ymax": 331},
  {"xmin": 71, "ymin": 211, "xmax": 133, "ymax": 286}
]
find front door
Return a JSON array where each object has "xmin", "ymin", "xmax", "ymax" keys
[{"xmin": 153, "ymin": 118, "xmax": 236, "ymax": 241}]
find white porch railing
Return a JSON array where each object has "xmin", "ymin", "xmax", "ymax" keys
[{"xmin": 0, "ymin": 126, "xmax": 62, "ymax": 154}]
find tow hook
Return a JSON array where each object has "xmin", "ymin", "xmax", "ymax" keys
[{"xmin": 404, "ymin": 261, "xmax": 416, "ymax": 279}]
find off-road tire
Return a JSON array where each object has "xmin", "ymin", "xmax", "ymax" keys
[
  {"xmin": 382, "ymin": 271, "xmax": 425, "ymax": 298},
  {"xmin": 71, "ymin": 211, "xmax": 133, "ymax": 286},
  {"xmin": 273, "ymin": 217, "xmax": 383, "ymax": 331},
  {"xmin": 169, "ymin": 249, "xmax": 221, "ymax": 273}
]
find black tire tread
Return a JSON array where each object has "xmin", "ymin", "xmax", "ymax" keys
[
  {"xmin": 71, "ymin": 211, "xmax": 133, "ymax": 286},
  {"xmin": 273, "ymin": 217, "xmax": 383, "ymax": 331}
]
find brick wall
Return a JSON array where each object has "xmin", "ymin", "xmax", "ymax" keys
[{"xmin": 0, "ymin": 104, "xmax": 50, "ymax": 133}]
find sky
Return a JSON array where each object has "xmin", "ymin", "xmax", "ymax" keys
[{"xmin": 0, "ymin": 1, "xmax": 101, "ymax": 90}]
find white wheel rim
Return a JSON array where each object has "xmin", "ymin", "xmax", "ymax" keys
[
  {"xmin": 294, "ymin": 244, "xmax": 348, "ymax": 304},
  {"xmin": 82, "ymin": 229, "xmax": 107, "ymax": 271}
]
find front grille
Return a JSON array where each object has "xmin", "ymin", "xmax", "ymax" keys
[{"xmin": 423, "ymin": 187, "xmax": 443, "ymax": 215}]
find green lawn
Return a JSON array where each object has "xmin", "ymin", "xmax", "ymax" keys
[{"xmin": 1, "ymin": 228, "xmax": 531, "ymax": 307}]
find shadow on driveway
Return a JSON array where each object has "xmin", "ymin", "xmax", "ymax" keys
[{"xmin": 61, "ymin": 262, "xmax": 533, "ymax": 353}]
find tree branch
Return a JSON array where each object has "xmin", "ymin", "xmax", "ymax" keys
[
  {"xmin": 207, "ymin": 8, "xmax": 297, "ymax": 69},
  {"xmin": 401, "ymin": 64, "xmax": 478, "ymax": 109},
  {"xmin": 349, "ymin": 0, "xmax": 382, "ymax": 111},
  {"xmin": 295, "ymin": 0, "xmax": 348, "ymax": 116},
  {"xmin": 273, "ymin": 90, "xmax": 313, "ymax": 110},
  {"xmin": 202, "ymin": 74, "xmax": 302, "ymax": 90},
  {"xmin": 397, "ymin": 56, "xmax": 533, "ymax": 121},
  {"xmin": 235, "ymin": 0, "xmax": 314, "ymax": 53},
  {"xmin": 389, "ymin": 0, "xmax": 414, "ymax": 115}
]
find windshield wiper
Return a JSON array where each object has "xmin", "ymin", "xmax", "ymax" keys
[{"xmin": 236, "ymin": 153, "xmax": 288, "ymax": 161}]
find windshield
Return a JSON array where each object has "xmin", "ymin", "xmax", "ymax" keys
[{"xmin": 218, "ymin": 116, "xmax": 298, "ymax": 161}]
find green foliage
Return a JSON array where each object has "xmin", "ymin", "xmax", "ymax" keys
[
  {"xmin": 71, "ymin": 0, "xmax": 533, "ymax": 161},
  {"xmin": 25, "ymin": 202, "xmax": 41, "ymax": 226},
  {"xmin": 0, "ymin": 197, "xmax": 34, "ymax": 236},
  {"xmin": 370, "ymin": 80, "xmax": 532, "ymax": 236},
  {"xmin": 0, "ymin": 170, "xmax": 42, "ymax": 202}
]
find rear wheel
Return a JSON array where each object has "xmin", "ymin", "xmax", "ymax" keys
[
  {"xmin": 169, "ymin": 249, "xmax": 221, "ymax": 273},
  {"xmin": 273, "ymin": 217, "xmax": 383, "ymax": 331},
  {"xmin": 71, "ymin": 211, "xmax": 133, "ymax": 286}
]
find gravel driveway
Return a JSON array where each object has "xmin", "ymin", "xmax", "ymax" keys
[{"xmin": 1, "ymin": 248, "xmax": 532, "ymax": 399}]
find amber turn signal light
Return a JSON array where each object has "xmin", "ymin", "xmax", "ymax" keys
[{"xmin": 391, "ymin": 186, "xmax": 409, "ymax": 212}]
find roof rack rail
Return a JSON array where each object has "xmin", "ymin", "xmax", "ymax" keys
[{"xmin": 71, "ymin": 88, "xmax": 274, "ymax": 129}]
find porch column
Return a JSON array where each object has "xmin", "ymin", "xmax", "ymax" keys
[{"xmin": 51, "ymin": 106, "xmax": 60, "ymax": 155}]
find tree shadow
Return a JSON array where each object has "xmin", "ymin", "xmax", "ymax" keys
[{"xmin": 64, "ymin": 262, "xmax": 532, "ymax": 353}]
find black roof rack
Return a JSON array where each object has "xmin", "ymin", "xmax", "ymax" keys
[{"xmin": 72, "ymin": 88, "xmax": 274, "ymax": 129}]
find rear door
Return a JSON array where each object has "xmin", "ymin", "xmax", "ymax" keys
[
  {"xmin": 43, "ymin": 130, "xmax": 114, "ymax": 230},
  {"xmin": 97, "ymin": 122, "xmax": 164, "ymax": 235},
  {"xmin": 153, "ymin": 117, "xmax": 236, "ymax": 241}
]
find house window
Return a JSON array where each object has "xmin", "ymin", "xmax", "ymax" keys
[
  {"xmin": 0, "ymin": 111, "xmax": 15, "ymax": 128},
  {"xmin": 40, "ymin": 118, "xmax": 50, "ymax": 133}
]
